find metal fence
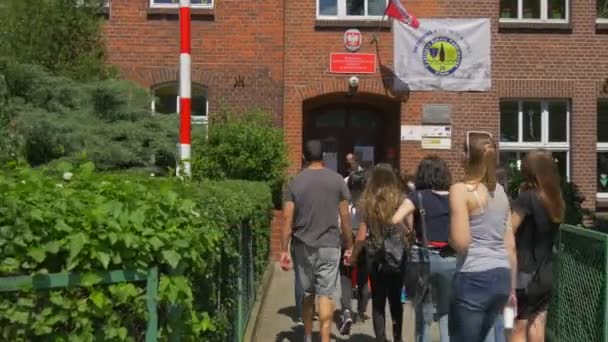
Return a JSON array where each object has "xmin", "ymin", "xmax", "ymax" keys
[{"xmin": 547, "ymin": 224, "xmax": 608, "ymax": 342}]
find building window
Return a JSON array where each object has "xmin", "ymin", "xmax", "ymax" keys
[
  {"xmin": 499, "ymin": 0, "xmax": 568, "ymax": 22},
  {"xmin": 499, "ymin": 99, "xmax": 570, "ymax": 180},
  {"xmin": 151, "ymin": 83, "xmax": 208, "ymax": 124},
  {"xmin": 317, "ymin": 0, "xmax": 387, "ymax": 19},
  {"xmin": 597, "ymin": 101, "xmax": 608, "ymax": 198},
  {"xmin": 150, "ymin": 0, "xmax": 213, "ymax": 9},
  {"xmin": 599, "ymin": 0, "xmax": 608, "ymax": 22}
]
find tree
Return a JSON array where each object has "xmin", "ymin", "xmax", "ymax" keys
[{"xmin": 0, "ymin": 0, "xmax": 112, "ymax": 81}]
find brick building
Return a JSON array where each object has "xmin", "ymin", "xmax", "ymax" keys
[{"xmin": 103, "ymin": 0, "xmax": 608, "ymax": 222}]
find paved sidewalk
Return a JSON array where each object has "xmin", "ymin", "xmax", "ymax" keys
[{"xmin": 253, "ymin": 263, "xmax": 440, "ymax": 342}]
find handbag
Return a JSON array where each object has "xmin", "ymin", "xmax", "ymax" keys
[{"xmin": 403, "ymin": 191, "xmax": 432, "ymax": 307}]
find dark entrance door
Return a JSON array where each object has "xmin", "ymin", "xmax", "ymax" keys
[{"xmin": 303, "ymin": 103, "xmax": 399, "ymax": 176}]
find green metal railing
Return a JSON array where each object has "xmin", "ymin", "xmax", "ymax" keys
[
  {"xmin": 547, "ymin": 224, "xmax": 608, "ymax": 342},
  {"xmin": 0, "ymin": 267, "xmax": 159, "ymax": 341}
]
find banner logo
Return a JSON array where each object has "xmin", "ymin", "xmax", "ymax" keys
[{"xmin": 422, "ymin": 37, "xmax": 462, "ymax": 76}]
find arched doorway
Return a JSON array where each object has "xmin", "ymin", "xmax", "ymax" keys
[{"xmin": 303, "ymin": 94, "xmax": 400, "ymax": 176}]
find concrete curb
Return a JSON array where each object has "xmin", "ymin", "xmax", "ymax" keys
[{"xmin": 243, "ymin": 262, "xmax": 276, "ymax": 342}]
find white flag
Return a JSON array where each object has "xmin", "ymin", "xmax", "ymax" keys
[{"xmin": 394, "ymin": 18, "xmax": 491, "ymax": 91}]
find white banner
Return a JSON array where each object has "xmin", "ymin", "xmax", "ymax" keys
[{"xmin": 394, "ymin": 19, "xmax": 491, "ymax": 91}]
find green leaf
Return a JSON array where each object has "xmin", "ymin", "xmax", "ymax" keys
[
  {"xmin": 79, "ymin": 162, "xmax": 95, "ymax": 176},
  {"xmin": 118, "ymin": 327, "xmax": 127, "ymax": 340},
  {"xmin": 80, "ymin": 272, "xmax": 103, "ymax": 286},
  {"xmin": 96, "ymin": 251, "xmax": 110, "ymax": 269},
  {"xmin": 45, "ymin": 240, "xmax": 61, "ymax": 254},
  {"xmin": 89, "ymin": 291, "xmax": 106, "ymax": 309},
  {"xmin": 28, "ymin": 247, "xmax": 46, "ymax": 263},
  {"xmin": 162, "ymin": 250, "xmax": 181, "ymax": 269},
  {"xmin": 148, "ymin": 236, "xmax": 164, "ymax": 251},
  {"xmin": 68, "ymin": 232, "xmax": 86, "ymax": 261}
]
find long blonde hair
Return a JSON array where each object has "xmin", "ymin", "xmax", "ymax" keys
[
  {"xmin": 464, "ymin": 132, "xmax": 497, "ymax": 191},
  {"xmin": 358, "ymin": 164, "xmax": 402, "ymax": 235}
]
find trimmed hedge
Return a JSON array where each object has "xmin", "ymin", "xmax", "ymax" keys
[{"xmin": 0, "ymin": 163, "xmax": 271, "ymax": 341}]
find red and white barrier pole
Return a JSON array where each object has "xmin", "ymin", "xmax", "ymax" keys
[{"xmin": 179, "ymin": 0, "xmax": 192, "ymax": 176}]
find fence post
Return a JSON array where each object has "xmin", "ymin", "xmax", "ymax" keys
[{"xmin": 146, "ymin": 267, "xmax": 159, "ymax": 342}]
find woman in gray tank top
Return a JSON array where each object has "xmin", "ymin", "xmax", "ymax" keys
[{"xmin": 448, "ymin": 131, "xmax": 517, "ymax": 342}]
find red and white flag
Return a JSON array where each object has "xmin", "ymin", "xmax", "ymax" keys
[{"xmin": 385, "ymin": 0, "xmax": 419, "ymax": 29}]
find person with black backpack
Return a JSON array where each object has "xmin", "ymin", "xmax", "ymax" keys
[{"xmin": 352, "ymin": 163, "xmax": 408, "ymax": 342}]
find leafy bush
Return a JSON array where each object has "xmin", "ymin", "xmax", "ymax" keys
[
  {"xmin": 0, "ymin": 163, "xmax": 272, "ymax": 341},
  {"xmin": 192, "ymin": 110, "xmax": 289, "ymax": 208},
  {"xmin": 0, "ymin": 0, "xmax": 113, "ymax": 81},
  {"xmin": 0, "ymin": 61, "xmax": 178, "ymax": 171}
]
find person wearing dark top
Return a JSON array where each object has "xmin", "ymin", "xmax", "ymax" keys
[
  {"xmin": 510, "ymin": 150, "xmax": 565, "ymax": 342},
  {"xmin": 338, "ymin": 153, "xmax": 370, "ymax": 333},
  {"xmin": 354, "ymin": 164, "xmax": 408, "ymax": 342},
  {"xmin": 390, "ymin": 156, "xmax": 454, "ymax": 342}
]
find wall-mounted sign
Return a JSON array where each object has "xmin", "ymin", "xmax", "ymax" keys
[
  {"xmin": 344, "ymin": 28, "xmax": 362, "ymax": 52},
  {"xmin": 330, "ymin": 53, "xmax": 376, "ymax": 74},
  {"xmin": 422, "ymin": 104, "xmax": 451, "ymax": 124},
  {"xmin": 401, "ymin": 125, "xmax": 422, "ymax": 141},
  {"xmin": 421, "ymin": 125, "xmax": 452, "ymax": 149}
]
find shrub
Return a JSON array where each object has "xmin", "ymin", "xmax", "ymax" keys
[
  {"xmin": 0, "ymin": 61, "xmax": 178, "ymax": 171},
  {"xmin": 192, "ymin": 110, "xmax": 289, "ymax": 208},
  {"xmin": 0, "ymin": 163, "xmax": 272, "ymax": 341}
]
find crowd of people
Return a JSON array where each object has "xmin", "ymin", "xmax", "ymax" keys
[{"xmin": 280, "ymin": 131, "xmax": 564, "ymax": 342}]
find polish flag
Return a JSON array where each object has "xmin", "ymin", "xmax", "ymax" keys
[{"xmin": 385, "ymin": 0, "xmax": 420, "ymax": 29}]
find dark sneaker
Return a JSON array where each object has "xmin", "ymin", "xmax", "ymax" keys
[{"xmin": 339, "ymin": 310, "xmax": 353, "ymax": 335}]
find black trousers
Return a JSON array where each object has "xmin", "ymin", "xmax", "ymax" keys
[
  {"xmin": 369, "ymin": 261, "xmax": 403, "ymax": 342},
  {"xmin": 340, "ymin": 247, "xmax": 370, "ymax": 313}
]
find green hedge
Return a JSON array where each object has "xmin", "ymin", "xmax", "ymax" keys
[{"xmin": 0, "ymin": 163, "xmax": 272, "ymax": 341}]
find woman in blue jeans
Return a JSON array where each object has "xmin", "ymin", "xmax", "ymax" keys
[
  {"xmin": 448, "ymin": 131, "xmax": 517, "ymax": 342},
  {"xmin": 391, "ymin": 156, "xmax": 455, "ymax": 342}
]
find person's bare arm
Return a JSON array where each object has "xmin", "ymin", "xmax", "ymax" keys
[
  {"xmin": 504, "ymin": 212, "xmax": 518, "ymax": 290},
  {"xmin": 392, "ymin": 198, "xmax": 416, "ymax": 225},
  {"xmin": 511, "ymin": 210, "xmax": 525, "ymax": 234},
  {"xmin": 281, "ymin": 201, "xmax": 294, "ymax": 253},
  {"xmin": 351, "ymin": 222, "xmax": 367, "ymax": 262},
  {"xmin": 339, "ymin": 200, "xmax": 353, "ymax": 250},
  {"xmin": 449, "ymin": 183, "xmax": 471, "ymax": 254}
]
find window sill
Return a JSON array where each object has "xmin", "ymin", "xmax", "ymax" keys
[
  {"xmin": 597, "ymin": 21, "xmax": 608, "ymax": 33},
  {"xmin": 147, "ymin": 7, "xmax": 214, "ymax": 20},
  {"xmin": 498, "ymin": 20, "xmax": 572, "ymax": 33},
  {"xmin": 315, "ymin": 19, "xmax": 390, "ymax": 30}
]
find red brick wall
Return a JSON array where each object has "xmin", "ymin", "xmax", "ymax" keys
[
  {"xmin": 102, "ymin": 0, "xmax": 284, "ymax": 123},
  {"xmin": 283, "ymin": 0, "xmax": 608, "ymax": 210}
]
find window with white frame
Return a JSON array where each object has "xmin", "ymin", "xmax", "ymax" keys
[
  {"xmin": 499, "ymin": 99, "xmax": 570, "ymax": 180},
  {"xmin": 599, "ymin": 0, "xmax": 608, "ymax": 22},
  {"xmin": 499, "ymin": 0, "xmax": 568, "ymax": 22},
  {"xmin": 597, "ymin": 101, "xmax": 608, "ymax": 198},
  {"xmin": 151, "ymin": 83, "xmax": 208, "ymax": 124},
  {"xmin": 317, "ymin": 0, "xmax": 387, "ymax": 19},
  {"xmin": 150, "ymin": 0, "xmax": 213, "ymax": 9}
]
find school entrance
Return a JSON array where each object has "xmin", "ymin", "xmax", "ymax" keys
[{"xmin": 302, "ymin": 93, "xmax": 401, "ymax": 176}]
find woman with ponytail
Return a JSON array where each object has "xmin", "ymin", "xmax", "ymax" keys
[
  {"xmin": 448, "ymin": 131, "xmax": 517, "ymax": 342},
  {"xmin": 510, "ymin": 150, "xmax": 565, "ymax": 342}
]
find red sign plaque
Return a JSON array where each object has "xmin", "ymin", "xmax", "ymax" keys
[{"xmin": 329, "ymin": 53, "xmax": 376, "ymax": 74}]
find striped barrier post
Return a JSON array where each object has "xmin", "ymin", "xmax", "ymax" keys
[{"xmin": 179, "ymin": 0, "xmax": 192, "ymax": 177}]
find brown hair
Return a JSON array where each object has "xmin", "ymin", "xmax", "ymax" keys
[
  {"xmin": 358, "ymin": 164, "xmax": 402, "ymax": 234},
  {"xmin": 521, "ymin": 150, "xmax": 565, "ymax": 223},
  {"xmin": 463, "ymin": 132, "xmax": 497, "ymax": 191}
]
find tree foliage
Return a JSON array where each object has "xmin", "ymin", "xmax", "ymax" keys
[
  {"xmin": 0, "ymin": 0, "xmax": 113, "ymax": 81},
  {"xmin": 0, "ymin": 60, "xmax": 178, "ymax": 171}
]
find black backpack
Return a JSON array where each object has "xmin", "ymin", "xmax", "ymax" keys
[{"xmin": 369, "ymin": 224, "xmax": 406, "ymax": 274}]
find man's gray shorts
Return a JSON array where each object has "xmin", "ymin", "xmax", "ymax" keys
[{"xmin": 293, "ymin": 240, "xmax": 341, "ymax": 298}]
